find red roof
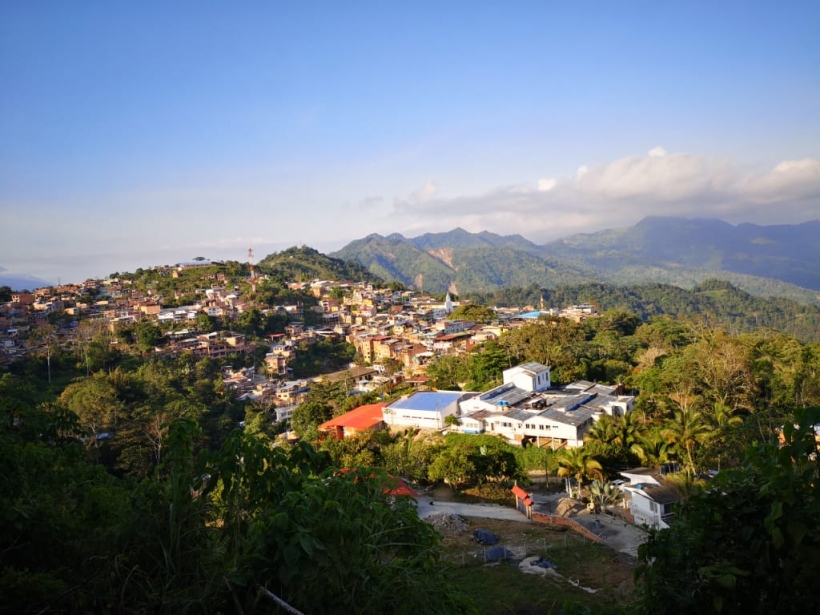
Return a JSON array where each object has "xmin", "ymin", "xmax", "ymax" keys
[
  {"xmin": 511, "ymin": 485, "xmax": 529, "ymax": 500},
  {"xmin": 318, "ymin": 402, "xmax": 387, "ymax": 432},
  {"xmin": 337, "ymin": 468, "xmax": 419, "ymax": 498},
  {"xmin": 386, "ymin": 476, "xmax": 419, "ymax": 498}
]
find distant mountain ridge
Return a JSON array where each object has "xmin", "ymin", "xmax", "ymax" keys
[
  {"xmin": 332, "ymin": 217, "xmax": 820, "ymax": 304},
  {"xmin": 333, "ymin": 229, "xmax": 593, "ymax": 295},
  {"xmin": 0, "ymin": 272, "xmax": 54, "ymax": 291},
  {"xmin": 545, "ymin": 217, "xmax": 820, "ymax": 291}
]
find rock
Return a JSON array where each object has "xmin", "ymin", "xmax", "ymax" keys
[{"xmin": 424, "ymin": 513, "xmax": 469, "ymax": 535}]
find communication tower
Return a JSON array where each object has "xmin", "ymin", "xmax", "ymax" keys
[{"xmin": 248, "ymin": 248, "xmax": 258, "ymax": 292}]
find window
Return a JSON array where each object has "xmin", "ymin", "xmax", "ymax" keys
[{"xmin": 649, "ymin": 501, "xmax": 658, "ymax": 513}]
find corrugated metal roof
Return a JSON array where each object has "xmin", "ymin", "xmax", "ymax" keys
[
  {"xmin": 540, "ymin": 407, "xmax": 596, "ymax": 427},
  {"xmin": 387, "ymin": 391, "xmax": 463, "ymax": 412}
]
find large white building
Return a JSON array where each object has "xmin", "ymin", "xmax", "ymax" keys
[{"xmin": 455, "ymin": 362, "xmax": 635, "ymax": 449}]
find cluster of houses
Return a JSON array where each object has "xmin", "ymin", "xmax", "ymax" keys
[
  {"xmin": 317, "ymin": 361, "xmax": 634, "ymax": 450},
  {"xmin": 313, "ymin": 361, "xmax": 691, "ymax": 532},
  {"xmin": 2, "ymin": 266, "xmax": 601, "ymax": 381}
]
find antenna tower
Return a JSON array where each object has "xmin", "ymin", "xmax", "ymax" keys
[{"xmin": 248, "ymin": 248, "xmax": 258, "ymax": 292}]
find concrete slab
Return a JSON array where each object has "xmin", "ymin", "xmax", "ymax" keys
[{"xmin": 415, "ymin": 499, "xmax": 530, "ymax": 522}]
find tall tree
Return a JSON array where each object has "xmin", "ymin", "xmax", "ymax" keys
[
  {"xmin": 661, "ymin": 408, "xmax": 713, "ymax": 473},
  {"xmin": 556, "ymin": 447, "xmax": 603, "ymax": 498}
]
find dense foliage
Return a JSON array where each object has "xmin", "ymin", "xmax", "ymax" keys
[
  {"xmin": 257, "ymin": 245, "xmax": 380, "ymax": 284},
  {"xmin": 468, "ymin": 280, "xmax": 820, "ymax": 342},
  {"xmin": 635, "ymin": 408, "xmax": 820, "ymax": 615},
  {"xmin": 0, "ymin": 387, "xmax": 473, "ymax": 614}
]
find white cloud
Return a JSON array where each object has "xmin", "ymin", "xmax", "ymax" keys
[
  {"xmin": 413, "ymin": 180, "xmax": 438, "ymax": 203},
  {"xmin": 738, "ymin": 158, "xmax": 820, "ymax": 203},
  {"xmin": 390, "ymin": 148, "xmax": 820, "ymax": 241}
]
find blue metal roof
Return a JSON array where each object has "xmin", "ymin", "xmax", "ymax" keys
[
  {"xmin": 519, "ymin": 311, "xmax": 548, "ymax": 319},
  {"xmin": 387, "ymin": 391, "xmax": 463, "ymax": 412}
]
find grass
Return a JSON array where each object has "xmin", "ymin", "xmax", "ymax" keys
[{"xmin": 439, "ymin": 516, "xmax": 635, "ymax": 615}]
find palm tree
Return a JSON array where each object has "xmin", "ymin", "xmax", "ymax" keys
[
  {"xmin": 585, "ymin": 415, "xmax": 617, "ymax": 445},
  {"xmin": 664, "ymin": 471, "xmax": 706, "ymax": 503},
  {"xmin": 556, "ymin": 447, "xmax": 603, "ymax": 499},
  {"xmin": 589, "ymin": 479, "xmax": 623, "ymax": 515},
  {"xmin": 612, "ymin": 411, "xmax": 645, "ymax": 449},
  {"xmin": 631, "ymin": 430, "xmax": 672, "ymax": 467},
  {"xmin": 661, "ymin": 408, "xmax": 713, "ymax": 473},
  {"xmin": 710, "ymin": 401, "xmax": 744, "ymax": 430}
]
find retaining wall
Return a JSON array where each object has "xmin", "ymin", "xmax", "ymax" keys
[{"xmin": 531, "ymin": 512, "xmax": 603, "ymax": 544}]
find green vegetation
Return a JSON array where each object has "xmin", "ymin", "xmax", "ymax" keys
[
  {"xmin": 7, "ymin": 241, "xmax": 820, "ymax": 613},
  {"xmin": 332, "ymin": 220, "xmax": 820, "ymax": 302},
  {"xmin": 0, "ymin": 396, "xmax": 472, "ymax": 613},
  {"xmin": 448, "ymin": 303, "xmax": 497, "ymax": 323},
  {"xmin": 635, "ymin": 407, "xmax": 820, "ymax": 615},
  {"xmin": 470, "ymin": 280, "xmax": 820, "ymax": 342},
  {"xmin": 257, "ymin": 245, "xmax": 379, "ymax": 283}
]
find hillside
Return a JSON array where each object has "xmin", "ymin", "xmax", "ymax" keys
[
  {"xmin": 333, "ymin": 218, "xmax": 820, "ymax": 304},
  {"xmin": 257, "ymin": 246, "xmax": 381, "ymax": 284},
  {"xmin": 543, "ymin": 217, "xmax": 820, "ymax": 293},
  {"xmin": 332, "ymin": 231, "xmax": 594, "ymax": 295},
  {"xmin": 466, "ymin": 279, "xmax": 820, "ymax": 342}
]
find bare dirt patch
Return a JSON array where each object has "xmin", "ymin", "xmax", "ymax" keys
[{"xmin": 442, "ymin": 516, "xmax": 635, "ymax": 614}]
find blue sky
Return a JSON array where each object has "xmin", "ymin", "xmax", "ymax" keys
[{"xmin": 1, "ymin": 1, "xmax": 819, "ymax": 284}]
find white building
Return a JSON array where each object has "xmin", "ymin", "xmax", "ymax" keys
[
  {"xmin": 620, "ymin": 467, "xmax": 681, "ymax": 529},
  {"xmin": 383, "ymin": 391, "xmax": 472, "ymax": 430},
  {"xmin": 502, "ymin": 362, "xmax": 551, "ymax": 392}
]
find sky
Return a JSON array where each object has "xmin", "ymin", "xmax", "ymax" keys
[{"xmin": 1, "ymin": 1, "xmax": 819, "ymax": 285}]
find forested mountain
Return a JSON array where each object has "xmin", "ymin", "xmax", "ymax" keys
[
  {"xmin": 543, "ymin": 216, "xmax": 820, "ymax": 292},
  {"xmin": 467, "ymin": 280, "xmax": 820, "ymax": 343},
  {"xmin": 332, "ymin": 218, "xmax": 820, "ymax": 304},
  {"xmin": 332, "ymin": 232, "xmax": 593, "ymax": 295},
  {"xmin": 257, "ymin": 245, "xmax": 380, "ymax": 283}
]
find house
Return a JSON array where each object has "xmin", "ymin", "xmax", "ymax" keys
[
  {"xmin": 275, "ymin": 404, "xmax": 297, "ymax": 423},
  {"xmin": 318, "ymin": 402, "xmax": 388, "ymax": 440},
  {"xmin": 619, "ymin": 466, "xmax": 681, "ymax": 530},
  {"xmin": 382, "ymin": 391, "xmax": 472, "ymax": 430},
  {"xmin": 503, "ymin": 362, "xmax": 551, "ymax": 392}
]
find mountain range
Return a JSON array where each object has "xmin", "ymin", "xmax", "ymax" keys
[
  {"xmin": 0, "ymin": 268, "xmax": 54, "ymax": 292},
  {"xmin": 332, "ymin": 217, "xmax": 820, "ymax": 304}
]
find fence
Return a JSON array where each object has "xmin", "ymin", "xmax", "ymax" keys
[{"xmin": 443, "ymin": 532, "xmax": 596, "ymax": 566}]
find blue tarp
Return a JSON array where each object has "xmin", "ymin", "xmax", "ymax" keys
[
  {"xmin": 484, "ymin": 546, "xmax": 514, "ymax": 561},
  {"xmin": 473, "ymin": 529, "xmax": 499, "ymax": 545}
]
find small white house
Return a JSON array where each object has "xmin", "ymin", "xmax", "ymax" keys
[
  {"xmin": 620, "ymin": 467, "xmax": 680, "ymax": 529},
  {"xmin": 502, "ymin": 362, "xmax": 551, "ymax": 392}
]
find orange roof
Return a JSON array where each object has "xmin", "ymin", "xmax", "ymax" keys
[
  {"xmin": 318, "ymin": 402, "xmax": 387, "ymax": 432},
  {"xmin": 337, "ymin": 469, "xmax": 419, "ymax": 498},
  {"xmin": 511, "ymin": 485, "xmax": 529, "ymax": 500},
  {"xmin": 385, "ymin": 476, "xmax": 419, "ymax": 498}
]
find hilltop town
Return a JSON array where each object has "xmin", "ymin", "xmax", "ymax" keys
[{"xmin": 0, "ymin": 259, "xmax": 599, "ymax": 399}]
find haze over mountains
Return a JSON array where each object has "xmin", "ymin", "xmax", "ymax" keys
[
  {"xmin": 0, "ymin": 267, "xmax": 53, "ymax": 292},
  {"xmin": 332, "ymin": 217, "xmax": 820, "ymax": 304}
]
